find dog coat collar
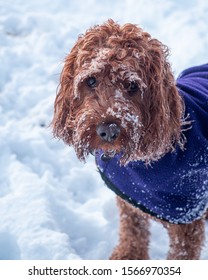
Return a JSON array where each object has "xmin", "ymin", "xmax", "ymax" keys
[{"xmin": 96, "ymin": 64, "xmax": 208, "ymax": 224}]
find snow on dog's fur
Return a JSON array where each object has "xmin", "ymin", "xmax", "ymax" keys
[{"xmin": 52, "ymin": 20, "xmax": 207, "ymax": 259}]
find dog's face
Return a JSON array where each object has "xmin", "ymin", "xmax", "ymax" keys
[{"xmin": 52, "ymin": 20, "xmax": 184, "ymax": 165}]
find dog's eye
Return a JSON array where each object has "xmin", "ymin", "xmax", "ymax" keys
[
  {"xmin": 86, "ymin": 77, "xmax": 97, "ymax": 88},
  {"xmin": 127, "ymin": 81, "xmax": 139, "ymax": 94}
]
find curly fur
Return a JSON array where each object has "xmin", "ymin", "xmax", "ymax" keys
[
  {"xmin": 52, "ymin": 19, "xmax": 186, "ymax": 165},
  {"xmin": 52, "ymin": 19, "xmax": 206, "ymax": 259}
]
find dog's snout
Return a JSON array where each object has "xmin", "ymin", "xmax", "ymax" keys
[{"xmin": 96, "ymin": 123, "xmax": 120, "ymax": 142}]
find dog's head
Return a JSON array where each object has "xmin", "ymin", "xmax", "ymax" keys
[{"xmin": 52, "ymin": 19, "xmax": 185, "ymax": 165}]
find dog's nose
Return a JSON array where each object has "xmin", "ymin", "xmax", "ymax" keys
[{"xmin": 96, "ymin": 123, "xmax": 120, "ymax": 142}]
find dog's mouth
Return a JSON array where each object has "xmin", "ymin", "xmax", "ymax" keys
[
  {"xmin": 101, "ymin": 149, "xmax": 117, "ymax": 161},
  {"xmin": 90, "ymin": 149, "xmax": 118, "ymax": 161}
]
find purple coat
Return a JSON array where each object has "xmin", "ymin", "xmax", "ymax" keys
[{"xmin": 96, "ymin": 64, "xmax": 208, "ymax": 224}]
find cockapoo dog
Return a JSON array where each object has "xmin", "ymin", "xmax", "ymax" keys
[{"xmin": 52, "ymin": 19, "xmax": 208, "ymax": 259}]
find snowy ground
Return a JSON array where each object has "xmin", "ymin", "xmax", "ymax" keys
[{"xmin": 0, "ymin": 0, "xmax": 208, "ymax": 260}]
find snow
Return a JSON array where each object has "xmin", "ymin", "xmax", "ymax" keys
[{"xmin": 0, "ymin": 0, "xmax": 207, "ymax": 259}]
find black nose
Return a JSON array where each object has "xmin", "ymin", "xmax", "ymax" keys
[{"xmin": 96, "ymin": 123, "xmax": 120, "ymax": 142}]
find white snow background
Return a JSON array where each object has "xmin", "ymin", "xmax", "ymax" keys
[{"xmin": 0, "ymin": 0, "xmax": 208, "ymax": 260}]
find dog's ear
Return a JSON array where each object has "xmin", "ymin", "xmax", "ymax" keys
[
  {"xmin": 140, "ymin": 37, "xmax": 184, "ymax": 155},
  {"xmin": 52, "ymin": 51, "xmax": 77, "ymax": 145},
  {"xmin": 150, "ymin": 38, "xmax": 183, "ymax": 128}
]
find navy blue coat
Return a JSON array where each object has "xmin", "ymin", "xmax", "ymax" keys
[{"xmin": 96, "ymin": 64, "xmax": 208, "ymax": 224}]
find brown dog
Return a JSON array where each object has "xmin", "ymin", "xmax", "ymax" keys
[{"xmin": 52, "ymin": 19, "xmax": 208, "ymax": 259}]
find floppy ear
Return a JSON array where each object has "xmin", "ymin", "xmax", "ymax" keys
[
  {"xmin": 137, "ymin": 37, "xmax": 185, "ymax": 158},
  {"xmin": 148, "ymin": 38, "xmax": 183, "ymax": 136},
  {"xmin": 52, "ymin": 50, "xmax": 77, "ymax": 145}
]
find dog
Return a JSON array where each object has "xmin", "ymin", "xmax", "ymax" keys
[{"xmin": 52, "ymin": 19, "xmax": 208, "ymax": 259}]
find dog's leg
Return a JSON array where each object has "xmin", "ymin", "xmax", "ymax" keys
[
  {"xmin": 110, "ymin": 196, "xmax": 150, "ymax": 260},
  {"xmin": 164, "ymin": 218, "xmax": 205, "ymax": 259}
]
